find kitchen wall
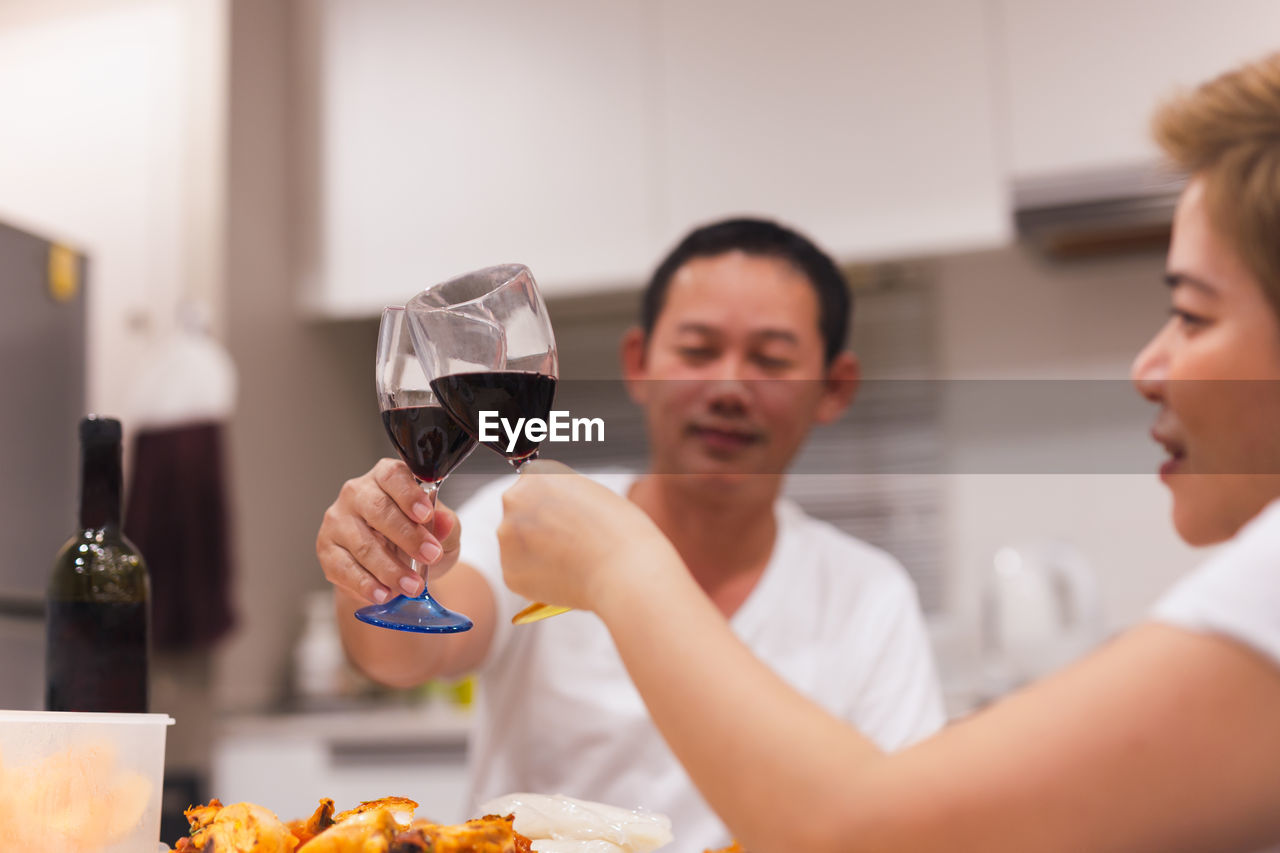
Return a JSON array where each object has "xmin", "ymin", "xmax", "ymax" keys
[
  {"xmin": 933, "ymin": 244, "xmax": 1203, "ymax": 681},
  {"xmin": 0, "ymin": 0, "xmax": 1236, "ymax": 719},
  {"xmin": 213, "ymin": 0, "xmax": 388, "ymax": 712},
  {"xmin": 0, "ymin": 0, "xmax": 227, "ymax": 417}
]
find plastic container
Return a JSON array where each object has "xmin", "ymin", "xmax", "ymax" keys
[{"xmin": 0, "ymin": 710, "xmax": 175, "ymax": 853}]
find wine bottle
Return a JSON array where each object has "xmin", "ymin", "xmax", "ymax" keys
[{"xmin": 46, "ymin": 415, "xmax": 151, "ymax": 712}]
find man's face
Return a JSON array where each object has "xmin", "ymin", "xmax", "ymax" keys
[{"xmin": 624, "ymin": 250, "xmax": 856, "ymax": 486}]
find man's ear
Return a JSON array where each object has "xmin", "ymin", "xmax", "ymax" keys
[
  {"xmin": 814, "ymin": 351, "xmax": 860, "ymax": 424},
  {"xmin": 620, "ymin": 326, "xmax": 650, "ymax": 405}
]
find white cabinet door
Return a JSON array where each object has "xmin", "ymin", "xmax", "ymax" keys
[
  {"xmin": 655, "ymin": 0, "xmax": 1009, "ymax": 261},
  {"xmin": 998, "ymin": 0, "xmax": 1280, "ymax": 177},
  {"xmin": 298, "ymin": 0, "xmax": 659, "ymax": 316}
]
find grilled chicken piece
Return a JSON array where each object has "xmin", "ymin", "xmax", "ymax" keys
[
  {"xmin": 331, "ymin": 797, "xmax": 419, "ymax": 824},
  {"xmin": 288, "ymin": 799, "xmax": 336, "ymax": 847},
  {"xmin": 387, "ymin": 813, "xmax": 530, "ymax": 853},
  {"xmin": 295, "ymin": 806, "xmax": 400, "ymax": 853},
  {"xmin": 183, "ymin": 799, "xmax": 298, "ymax": 853}
]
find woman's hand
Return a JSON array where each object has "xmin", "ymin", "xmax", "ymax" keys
[
  {"xmin": 498, "ymin": 460, "xmax": 680, "ymax": 612},
  {"xmin": 316, "ymin": 458, "xmax": 462, "ymax": 605}
]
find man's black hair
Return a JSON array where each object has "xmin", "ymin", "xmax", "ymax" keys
[{"xmin": 640, "ymin": 217, "xmax": 852, "ymax": 363}]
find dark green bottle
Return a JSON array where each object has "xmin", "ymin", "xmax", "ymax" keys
[{"xmin": 45, "ymin": 415, "xmax": 150, "ymax": 712}]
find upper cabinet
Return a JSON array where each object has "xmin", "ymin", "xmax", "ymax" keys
[
  {"xmin": 655, "ymin": 0, "xmax": 1007, "ymax": 263},
  {"xmin": 997, "ymin": 0, "xmax": 1280, "ymax": 178},
  {"xmin": 297, "ymin": 0, "xmax": 1280, "ymax": 314},
  {"xmin": 295, "ymin": 0, "xmax": 661, "ymax": 316},
  {"xmin": 296, "ymin": 0, "xmax": 1007, "ymax": 314}
]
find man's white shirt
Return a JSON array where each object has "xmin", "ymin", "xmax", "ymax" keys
[{"xmin": 456, "ymin": 470, "xmax": 945, "ymax": 853}]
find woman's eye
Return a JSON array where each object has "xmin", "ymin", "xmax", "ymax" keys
[{"xmin": 1170, "ymin": 307, "xmax": 1208, "ymax": 329}]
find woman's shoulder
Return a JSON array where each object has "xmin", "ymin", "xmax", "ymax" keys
[{"xmin": 1152, "ymin": 497, "xmax": 1280, "ymax": 669}]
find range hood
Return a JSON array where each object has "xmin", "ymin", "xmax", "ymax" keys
[{"xmin": 1013, "ymin": 162, "xmax": 1185, "ymax": 259}]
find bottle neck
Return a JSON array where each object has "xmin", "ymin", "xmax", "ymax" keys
[{"xmin": 79, "ymin": 439, "xmax": 123, "ymax": 531}]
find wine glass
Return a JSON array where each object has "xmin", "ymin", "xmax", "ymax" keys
[
  {"xmin": 353, "ymin": 306, "xmax": 478, "ymax": 633},
  {"xmin": 407, "ymin": 264, "xmax": 568, "ymax": 623}
]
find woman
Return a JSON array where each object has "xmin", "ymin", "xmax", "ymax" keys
[{"xmin": 496, "ymin": 53, "xmax": 1280, "ymax": 853}]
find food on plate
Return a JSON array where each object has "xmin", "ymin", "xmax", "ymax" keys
[
  {"xmin": 285, "ymin": 798, "xmax": 335, "ymax": 847},
  {"xmin": 0, "ymin": 740, "xmax": 153, "ymax": 853},
  {"xmin": 333, "ymin": 796, "xmax": 420, "ymax": 824},
  {"xmin": 170, "ymin": 796, "xmax": 533, "ymax": 853},
  {"xmin": 703, "ymin": 843, "xmax": 744, "ymax": 853},
  {"xmin": 529, "ymin": 842, "xmax": 628, "ymax": 853},
  {"xmin": 177, "ymin": 800, "xmax": 298, "ymax": 853},
  {"xmin": 478, "ymin": 793, "xmax": 672, "ymax": 853}
]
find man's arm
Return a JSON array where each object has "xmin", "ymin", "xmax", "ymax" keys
[
  {"xmin": 317, "ymin": 459, "xmax": 495, "ymax": 687},
  {"xmin": 334, "ymin": 562, "xmax": 495, "ymax": 685}
]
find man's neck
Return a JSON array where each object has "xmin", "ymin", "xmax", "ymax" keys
[{"xmin": 627, "ymin": 473, "xmax": 780, "ymax": 616}]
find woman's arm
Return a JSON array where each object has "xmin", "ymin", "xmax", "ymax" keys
[{"xmin": 498, "ymin": 464, "xmax": 1280, "ymax": 853}]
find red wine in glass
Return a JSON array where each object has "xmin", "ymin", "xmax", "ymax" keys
[
  {"xmin": 431, "ymin": 371, "xmax": 557, "ymax": 464},
  {"xmin": 354, "ymin": 306, "xmax": 478, "ymax": 634},
  {"xmin": 408, "ymin": 264, "xmax": 566, "ymax": 624},
  {"xmin": 382, "ymin": 405, "xmax": 476, "ymax": 482}
]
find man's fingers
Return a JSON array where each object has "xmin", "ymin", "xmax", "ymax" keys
[
  {"xmin": 431, "ymin": 504, "xmax": 461, "ymax": 553},
  {"xmin": 347, "ymin": 466, "xmax": 443, "ymax": 565},
  {"xmin": 329, "ymin": 510, "xmax": 425, "ymax": 598},
  {"xmin": 371, "ymin": 457, "xmax": 435, "ymax": 523},
  {"xmin": 319, "ymin": 539, "xmax": 394, "ymax": 605}
]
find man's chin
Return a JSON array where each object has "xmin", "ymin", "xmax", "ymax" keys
[{"xmin": 668, "ymin": 453, "xmax": 782, "ymax": 486}]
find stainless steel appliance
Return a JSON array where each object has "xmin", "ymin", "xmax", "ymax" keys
[{"xmin": 0, "ymin": 218, "xmax": 87, "ymax": 710}]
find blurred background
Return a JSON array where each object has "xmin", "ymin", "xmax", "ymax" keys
[{"xmin": 2, "ymin": 0, "xmax": 1278, "ymax": 828}]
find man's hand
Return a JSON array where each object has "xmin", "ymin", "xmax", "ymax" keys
[{"xmin": 317, "ymin": 458, "xmax": 461, "ymax": 605}]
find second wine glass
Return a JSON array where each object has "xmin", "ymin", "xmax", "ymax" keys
[
  {"xmin": 407, "ymin": 264, "xmax": 568, "ymax": 623},
  {"xmin": 353, "ymin": 306, "xmax": 477, "ymax": 633}
]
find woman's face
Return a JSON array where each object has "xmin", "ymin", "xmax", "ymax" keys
[{"xmin": 1132, "ymin": 177, "xmax": 1280, "ymax": 545}]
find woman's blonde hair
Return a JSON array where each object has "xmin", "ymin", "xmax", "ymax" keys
[{"xmin": 1153, "ymin": 52, "xmax": 1280, "ymax": 314}]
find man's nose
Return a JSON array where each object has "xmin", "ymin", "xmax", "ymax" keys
[
  {"xmin": 1131, "ymin": 323, "xmax": 1170, "ymax": 403},
  {"xmin": 704, "ymin": 355, "xmax": 752, "ymax": 411}
]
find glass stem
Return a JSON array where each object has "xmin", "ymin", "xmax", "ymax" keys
[
  {"xmin": 412, "ymin": 480, "xmax": 441, "ymax": 600},
  {"xmin": 511, "ymin": 450, "xmax": 539, "ymax": 474}
]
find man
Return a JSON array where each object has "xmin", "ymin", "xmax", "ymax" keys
[{"xmin": 315, "ymin": 218, "xmax": 944, "ymax": 852}]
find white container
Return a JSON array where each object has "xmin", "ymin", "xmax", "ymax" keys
[{"xmin": 0, "ymin": 710, "xmax": 175, "ymax": 853}]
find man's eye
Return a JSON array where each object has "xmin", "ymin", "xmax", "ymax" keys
[
  {"xmin": 754, "ymin": 355, "xmax": 793, "ymax": 371},
  {"xmin": 677, "ymin": 347, "xmax": 716, "ymax": 361}
]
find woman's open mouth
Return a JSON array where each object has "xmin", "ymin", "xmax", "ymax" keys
[{"xmin": 1152, "ymin": 427, "xmax": 1187, "ymax": 480}]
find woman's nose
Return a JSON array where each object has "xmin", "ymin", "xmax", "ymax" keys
[{"xmin": 1131, "ymin": 323, "xmax": 1170, "ymax": 403}]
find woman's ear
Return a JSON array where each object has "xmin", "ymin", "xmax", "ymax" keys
[
  {"xmin": 814, "ymin": 351, "xmax": 860, "ymax": 424},
  {"xmin": 620, "ymin": 326, "xmax": 650, "ymax": 405}
]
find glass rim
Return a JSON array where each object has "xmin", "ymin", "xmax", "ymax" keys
[{"xmin": 407, "ymin": 263, "xmax": 532, "ymax": 313}]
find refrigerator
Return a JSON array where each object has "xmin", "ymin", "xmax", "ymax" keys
[{"xmin": 0, "ymin": 218, "xmax": 87, "ymax": 710}]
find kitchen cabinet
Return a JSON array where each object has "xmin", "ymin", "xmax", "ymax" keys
[
  {"xmin": 295, "ymin": 0, "xmax": 660, "ymax": 317},
  {"xmin": 297, "ymin": 0, "xmax": 1009, "ymax": 315},
  {"xmin": 212, "ymin": 704, "xmax": 474, "ymax": 824},
  {"xmin": 654, "ymin": 0, "xmax": 1008, "ymax": 261},
  {"xmin": 996, "ymin": 0, "xmax": 1280, "ymax": 178}
]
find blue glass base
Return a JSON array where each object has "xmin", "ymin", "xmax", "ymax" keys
[{"xmin": 354, "ymin": 594, "xmax": 473, "ymax": 633}]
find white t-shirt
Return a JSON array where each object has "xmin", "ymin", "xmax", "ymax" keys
[
  {"xmin": 1151, "ymin": 499, "xmax": 1280, "ymax": 853},
  {"xmin": 456, "ymin": 470, "xmax": 945, "ymax": 853},
  {"xmin": 1152, "ymin": 498, "xmax": 1280, "ymax": 672}
]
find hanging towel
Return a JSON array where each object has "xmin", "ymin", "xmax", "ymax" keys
[
  {"xmin": 126, "ymin": 422, "xmax": 235, "ymax": 649},
  {"xmin": 125, "ymin": 301, "xmax": 238, "ymax": 651}
]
